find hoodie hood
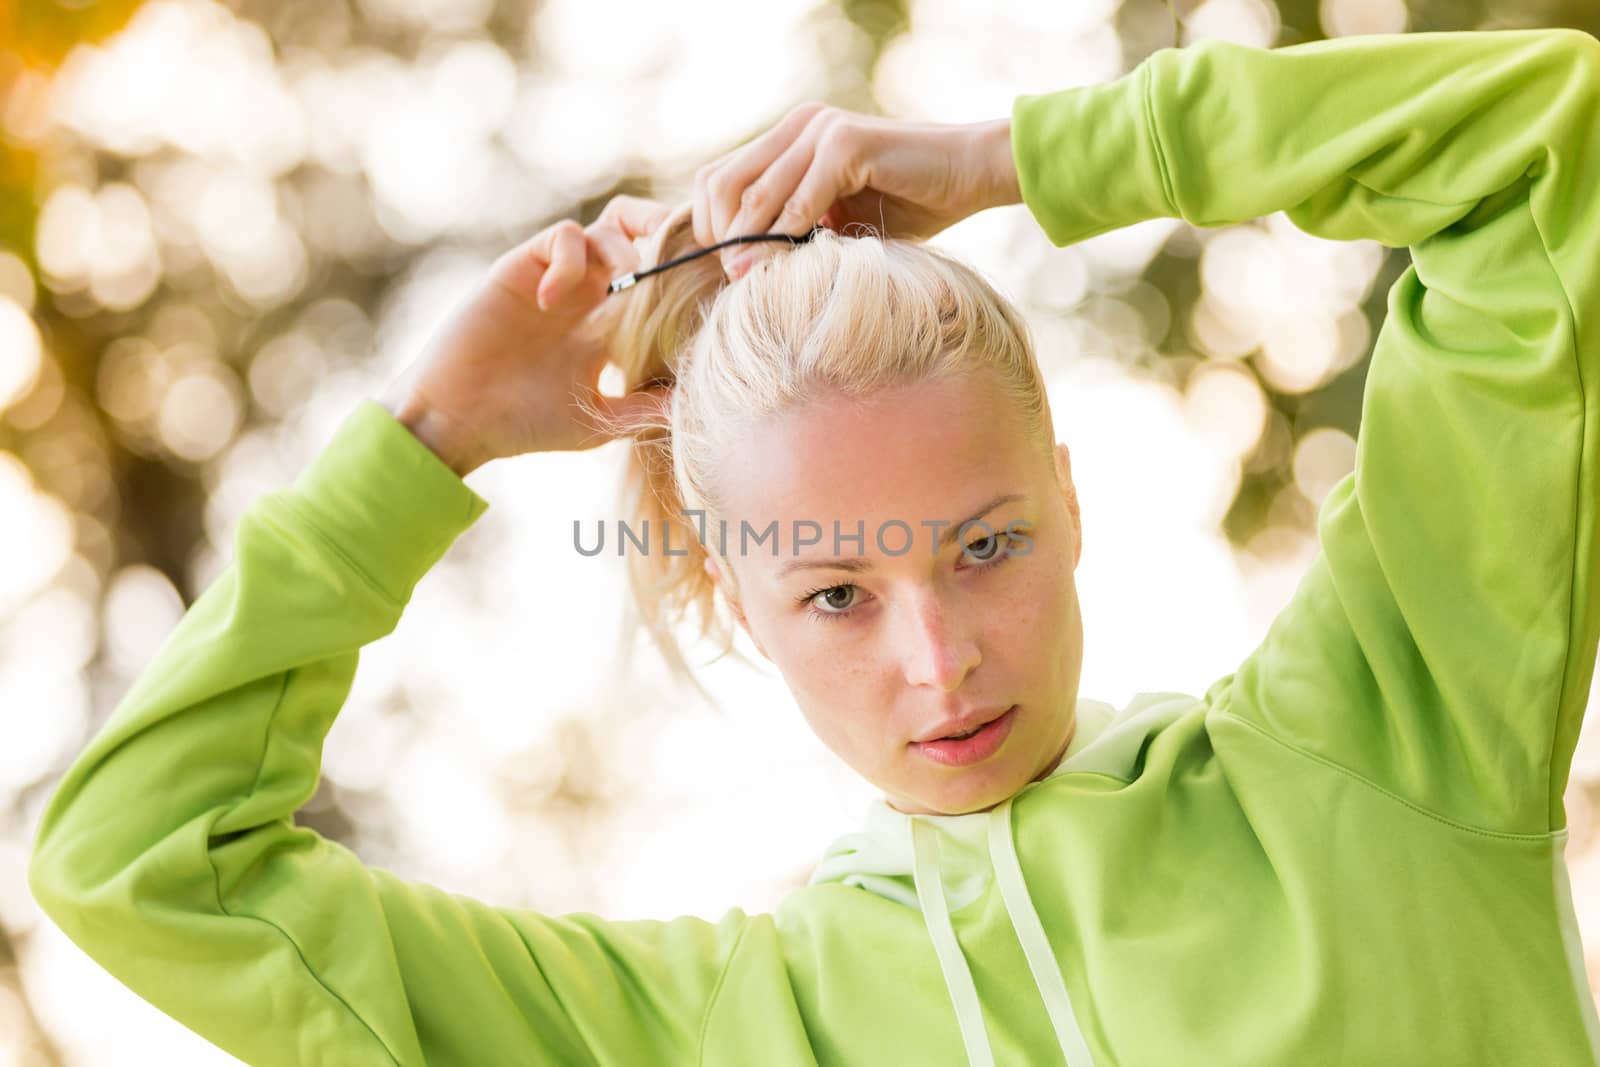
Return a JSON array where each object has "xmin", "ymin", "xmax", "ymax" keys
[
  {"xmin": 807, "ymin": 696, "xmax": 1119, "ymax": 905},
  {"xmin": 808, "ymin": 693, "xmax": 1196, "ymax": 1067}
]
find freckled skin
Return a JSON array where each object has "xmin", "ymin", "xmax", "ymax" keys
[{"xmin": 705, "ymin": 370, "xmax": 1085, "ymax": 815}]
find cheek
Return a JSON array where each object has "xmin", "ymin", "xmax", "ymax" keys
[
  {"xmin": 793, "ymin": 686, "xmax": 892, "ymax": 783},
  {"xmin": 756, "ymin": 595, "xmax": 871, "ymax": 677},
  {"xmin": 766, "ymin": 617, "xmax": 844, "ymax": 680},
  {"xmin": 758, "ymin": 614, "xmax": 855, "ymax": 687},
  {"xmin": 774, "ymin": 636, "xmax": 887, "ymax": 753},
  {"xmin": 796, "ymin": 700, "xmax": 862, "ymax": 758},
  {"xmin": 990, "ymin": 555, "xmax": 1077, "ymax": 662}
]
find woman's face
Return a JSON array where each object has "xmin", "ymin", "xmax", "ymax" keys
[{"xmin": 707, "ymin": 370, "xmax": 1084, "ymax": 816}]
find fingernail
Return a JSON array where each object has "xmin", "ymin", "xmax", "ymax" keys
[{"xmin": 726, "ymin": 253, "xmax": 753, "ymax": 280}]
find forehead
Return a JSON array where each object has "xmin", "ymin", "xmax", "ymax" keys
[{"xmin": 711, "ymin": 372, "xmax": 1043, "ymax": 554}]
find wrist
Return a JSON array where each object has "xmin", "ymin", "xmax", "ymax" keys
[
  {"xmin": 378, "ymin": 392, "xmax": 487, "ymax": 478},
  {"xmin": 976, "ymin": 116, "xmax": 1022, "ymax": 209}
]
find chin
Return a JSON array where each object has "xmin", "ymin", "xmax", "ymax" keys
[{"xmin": 922, "ymin": 770, "xmax": 1027, "ymax": 816}]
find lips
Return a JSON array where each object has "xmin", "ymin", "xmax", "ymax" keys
[
  {"xmin": 912, "ymin": 706, "xmax": 1019, "ymax": 766},
  {"xmin": 915, "ymin": 706, "xmax": 1013, "ymax": 743}
]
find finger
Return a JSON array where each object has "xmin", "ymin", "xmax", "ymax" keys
[
  {"xmin": 774, "ymin": 135, "xmax": 863, "ymax": 237},
  {"xmin": 733, "ymin": 129, "xmax": 871, "ymax": 281},
  {"xmin": 588, "ymin": 196, "xmax": 672, "ymax": 275},
  {"xmin": 719, "ymin": 124, "xmax": 826, "ymax": 273},
  {"xmin": 728, "ymin": 166, "xmax": 858, "ymax": 284},
  {"xmin": 535, "ymin": 221, "xmax": 589, "ymax": 311},
  {"xmin": 693, "ymin": 161, "xmax": 719, "ymax": 249},
  {"xmin": 706, "ymin": 102, "xmax": 828, "ymax": 245},
  {"xmin": 585, "ymin": 221, "xmax": 640, "ymax": 276},
  {"xmin": 598, "ymin": 194, "xmax": 673, "ymax": 241},
  {"xmin": 488, "ymin": 219, "xmax": 573, "ymax": 306}
]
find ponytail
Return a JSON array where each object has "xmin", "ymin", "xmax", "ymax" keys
[{"xmin": 591, "ymin": 202, "xmax": 749, "ymax": 708}]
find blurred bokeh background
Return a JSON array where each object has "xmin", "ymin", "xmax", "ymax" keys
[{"xmin": 5, "ymin": 0, "xmax": 1600, "ymax": 1062}]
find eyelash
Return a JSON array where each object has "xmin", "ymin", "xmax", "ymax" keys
[{"xmin": 796, "ymin": 532, "xmax": 1022, "ymax": 624}]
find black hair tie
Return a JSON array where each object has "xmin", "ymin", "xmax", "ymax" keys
[{"xmin": 608, "ymin": 225, "xmax": 827, "ymax": 295}]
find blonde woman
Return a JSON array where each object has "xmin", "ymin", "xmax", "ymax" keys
[{"xmin": 29, "ymin": 26, "xmax": 1600, "ymax": 1066}]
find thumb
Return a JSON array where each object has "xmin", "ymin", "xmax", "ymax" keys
[{"xmin": 586, "ymin": 224, "xmax": 642, "ymax": 276}]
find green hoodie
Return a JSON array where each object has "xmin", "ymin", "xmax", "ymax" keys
[{"xmin": 27, "ymin": 26, "xmax": 1600, "ymax": 1066}]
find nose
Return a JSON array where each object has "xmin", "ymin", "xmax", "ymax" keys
[{"xmin": 898, "ymin": 589, "xmax": 981, "ymax": 691}]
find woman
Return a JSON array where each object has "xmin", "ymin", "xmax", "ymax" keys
[{"xmin": 27, "ymin": 26, "xmax": 1600, "ymax": 1066}]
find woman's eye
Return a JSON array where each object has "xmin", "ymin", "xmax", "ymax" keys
[
  {"xmin": 963, "ymin": 533, "xmax": 1006, "ymax": 562},
  {"xmin": 798, "ymin": 530, "xmax": 1022, "ymax": 623},
  {"xmin": 960, "ymin": 537, "xmax": 998, "ymax": 563},
  {"xmin": 799, "ymin": 584, "xmax": 860, "ymax": 620},
  {"xmin": 816, "ymin": 586, "xmax": 856, "ymax": 611}
]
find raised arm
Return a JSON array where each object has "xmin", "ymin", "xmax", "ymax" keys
[
  {"xmin": 1011, "ymin": 28, "xmax": 1600, "ymax": 834},
  {"xmin": 26, "ymin": 399, "xmax": 752, "ymax": 1065},
  {"xmin": 27, "ymin": 199, "xmax": 750, "ymax": 1065}
]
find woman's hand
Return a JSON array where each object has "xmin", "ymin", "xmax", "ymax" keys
[
  {"xmin": 693, "ymin": 103, "xmax": 1021, "ymax": 279},
  {"xmin": 377, "ymin": 195, "xmax": 674, "ymax": 476}
]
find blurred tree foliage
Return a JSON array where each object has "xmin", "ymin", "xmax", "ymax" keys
[
  {"xmin": 5, "ymin": 1, "xmax": 1600, "ymax": 1062},
  {"xmin": 3, "ymin": 6, "xmax": 152, "ymax": 1061},
  {"xmin": 1, "ymin": 0, "xmax": 147, "ymax": 278}
]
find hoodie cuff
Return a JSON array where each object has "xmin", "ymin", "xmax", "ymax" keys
[
  {"xmin": 1011, "ymin": 56, "xmax": 1178, "ymax": 246},
  {"xmin": 285, "ymin": 398, "xmax": 491, "ymax": 605}
]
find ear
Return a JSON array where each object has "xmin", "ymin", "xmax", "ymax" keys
[
  {"xmin": 704, "ymin": 555, "xmax": 769, "ymax": 658},
  {"xmin": 1054, "ymin": 443, "xmax": 1082, "ymax": 569}
]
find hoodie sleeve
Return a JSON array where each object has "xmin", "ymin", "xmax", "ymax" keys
[
  {"xmin": 26, "ymin": 399, "xmax": 747, "ymax": 1066},
  {"xmin": 1010, "ymin": 28, "xmax": 1600, "ymax": 835}
]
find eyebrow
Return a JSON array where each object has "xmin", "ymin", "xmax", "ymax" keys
[{"xmin": 777, "ymin": 493, "xmax": 1026, "ymax": 578}]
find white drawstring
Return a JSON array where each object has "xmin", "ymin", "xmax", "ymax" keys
[
  {"xmin": 908, "ymin": 798, "xmax": 1097, "ymax": 1066},
  {"xmin": 988, "ymin": 798, "xmax": 1098, "ymax": 1066},
  {"xmin": 911, "ymin": 817, "xmax": 996, "ymax": 1067}
]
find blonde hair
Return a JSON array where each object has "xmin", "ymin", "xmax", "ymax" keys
[{"xmin": 591, "ymin": 201, "xmax": 1053, "ymax": 706}]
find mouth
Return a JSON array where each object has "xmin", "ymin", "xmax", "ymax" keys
[{"xmin": 911, "ymin": 705, "xmax": 1018, "ymax": 767}]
